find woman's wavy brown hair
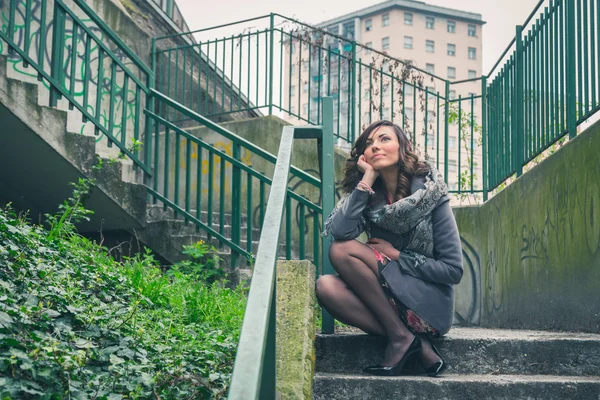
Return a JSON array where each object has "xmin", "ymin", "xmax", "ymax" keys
[{"xmin": 341, "ymin": 120, "xmax": 430, "ymax": 202}]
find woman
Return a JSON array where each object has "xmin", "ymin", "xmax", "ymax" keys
[{"xmin": 317, "ymin": 120, "xmax": 463, "ymax": 377}]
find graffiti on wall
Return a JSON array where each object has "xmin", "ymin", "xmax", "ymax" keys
[
  {"xmin": 484, "ymin": 156, "xmax": 600, "ymax": 314},
  {"xmin": 1, "ymin": 0, "xmax": 141, "ymax": 146}
]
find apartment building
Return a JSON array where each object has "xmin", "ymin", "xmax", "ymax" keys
[{"xmin": 284, "ymin": 0, "xmax": 485, "ymax": 193}]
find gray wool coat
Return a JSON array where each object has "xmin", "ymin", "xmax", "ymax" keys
[{"xmin": 326, "ymin": 176, "xmax": 463, "ymax": 335}]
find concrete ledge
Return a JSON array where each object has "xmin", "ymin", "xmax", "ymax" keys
[
  {"xmin": 276, "ymin": 260, "xmax": 317, "ymax": 400},
  {"xmin": 314, "ymin": 373, "xmax": 600, "ymax": 400}
]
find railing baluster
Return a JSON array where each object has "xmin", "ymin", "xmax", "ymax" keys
[
  {"xmin": 185, "ymin": 136, "xmax": 192, "ymax": 224},
  {"xmin": 196, "ymin": 142, "xmax": 203, "ymax": 232},
  {"xmin": 208, "ymin": 152, "xmax": 214, "ymax": 240},
  {"xmin": 219, "ymin": 156, "xmax": 226, "ymax": 248},
  {"xmin": 246, "ymin": 171, "xmax": 253, "ymax": 256}
]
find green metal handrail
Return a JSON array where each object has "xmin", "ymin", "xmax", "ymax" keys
[
  {"xmin": 146, "ymin": 88, "xmax": 324, "ymax": 268},
  {"xmin": 486, "ymin": 0, "xmax": 599, "ymax": 192},
  {"xmin": 228, "ymin": 97, "xmax": 335, "ymax": 399},
  {"xmin": 0, "ymin": 0, "xmax": 154, "ymax": 176},
  {"xmin": 152, "ymin": 13, "xmax": 486, "ymax": 197},
  {"xmin": 154, "ymin": 3, "xmax": 600, "ymax": 200}
]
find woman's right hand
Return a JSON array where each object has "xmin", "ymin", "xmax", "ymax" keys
[{"xmin": 356, "ymin": 154, "xmax": 379, "ymax": 180}]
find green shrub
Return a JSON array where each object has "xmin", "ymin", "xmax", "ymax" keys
[
  {"xmin": 171, "ymin": 241, "xmax": 224, "ymax": 285},
  {"xmin": 0, "ymin": 200, "xmax": 247, "ymax": 399}
]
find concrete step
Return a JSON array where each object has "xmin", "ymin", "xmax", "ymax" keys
[
  {"xmin": 316, "ymin": 328, "xmax": 600, "ymax": 376},
  {"xmin": 147, "ymin": 218, "xmax": 261, "ymax": 240},
  {"xmin": 313, "ymin": 373, "xmax": 600, "ymax": 400},
  {"xmin": 146, "ymin": 204, "xmax": 251, "ymax": 226}
]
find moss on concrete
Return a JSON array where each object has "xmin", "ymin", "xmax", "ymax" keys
[
  {"xmin": 276, "ymin": 260, "xmax": 316, "ymax": 400},
  {"xmin": 453, "ymin": 118, "xmax": 600, "ymax": 332}
]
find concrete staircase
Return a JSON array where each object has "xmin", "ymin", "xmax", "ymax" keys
[
  {"xmin": 0, "ymin": 52, "xmax": 266, "ymax": 269},
  {"xmin": 314, "ymin": 328, "xmax": 600, "ymax": 399}
]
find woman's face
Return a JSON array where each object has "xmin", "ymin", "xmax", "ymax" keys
[{"xmin": 362, "ymin": 125, "xmax": 400, "ymax": 170}]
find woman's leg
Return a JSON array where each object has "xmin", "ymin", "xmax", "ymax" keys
[
  {"xmin": 316, "ymin": 274, "xmax": 385, "ymax": 336},
  {"xmin": 419, "ymin": 335, "xmax": 443, "ymax": 367},
  {"xmin": 326, "ymin": 240, "xmax": 415, "ymax": 367}
]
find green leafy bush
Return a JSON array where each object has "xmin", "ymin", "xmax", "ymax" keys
[
  {"xmin": 172, "ymin": 241, "xmax": 224, "ymax": 285},
  {"xmin": 0, "ymin": 200, "xmax": 247, "ymax": 399}
]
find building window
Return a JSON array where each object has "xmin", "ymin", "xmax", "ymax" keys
[
  {"xmin": 404, "ymin": 36, "xmax": 413, "ymax": 49},
  {"xmin": 382, "ymin": 37, "xmax": 390, "ymax": 50},
  {"xmin": 404, "ymin": 85, "xmax": 414, "ymax": 96},
  {"xmin": 382, "ymin": 13, "xmax": 390, "ymax": 27},
  {"xmin": 426, "ymin": 134, "xmax": 435, "ymax": 147},
  {"xmin": 447, "ymin": 43, "xmax": 456, "ymax": 56},
  {"xmin": 426, "ymin": 63, "xmax": 435, "ymax": 74},
  {"xmin": 468, "ymin": 69, "xmax": 477, "ymax": 79},
  {"xmin": 290, "ymin": 85, "xmax": 296, "ymax": 97},
  {"xmin": 405, "ymin": 107, "xmax": 414, "ymax": 120},
  {"xmin": 328, "ymin": 25, "xmax": 339, "ymax": 35},
  {"xmin": 449, "ymin": 137, "xmax": 457, "ymax": 150},
  {"xmin": 365, "ymin": 18, "xmax": 372, "ymax": 31},
  {"xmin": 449, "ymin": 90, "xmax": 457, "ymax": 100},
  {"xmin": 468, "ymin": 24, "xmax": 477, "ymax": 37},
  {"xmin": 343, "ymin": 22, "xmax": 355, "ymax": 40},
  {"xmin": 447, "ymin": 67, "xmax": 456, "ymax": 79},
  {"xmin": 468, "ymin": 47, "xmax": 477, "ymax": 59},
  {"xmin": 383, "ymin": 107, "xmax": 391, "ymax": 119},
  {"xmin": 426, "ymin": 16, "xmax": 435, "ymax": 29},
  {"xmin": 365, "ymin": 42, "xmax": 372, "ymax": 53},
  {"xmin": 404, "ymin": 12, "xmax": 413, "ymax": 25},
  {"xmin": 426, "ymin": 40, "xmax": 434, "ymax": 53},
  {"xmin": 447, "ymin": 20, "xmax": 456, "ymax": 33}
]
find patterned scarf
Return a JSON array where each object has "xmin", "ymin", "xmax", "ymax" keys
[{"xmin": 323, "ymin": 163, "xmax": 448, "ymax": 258}]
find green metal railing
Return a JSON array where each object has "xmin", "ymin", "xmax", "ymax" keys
[
  {"xmin": 153, "ymin": 3, "xmax": 600, "ymax": 199},
  {"xmin": 228, "ymin": 97, "xmax": 335, "ymax": 400},
  {"xmin": 151, "ymin": 14, "xmax": 487, "ymax": 197},
  {"xmin": 146, "ymin": 89, "xmax": 326, "ymax": 268},
  {"xmin": 0, "ymin": 0, "xmax": 154, "ymax": 175},
  {"xmin": 486, "ymin": 0, "xmax": 600, "ymax": 190}
]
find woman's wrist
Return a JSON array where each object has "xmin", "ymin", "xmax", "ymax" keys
[{"xmin": 361, "ymin": 170, "xmax": 378, "ymax": 186}]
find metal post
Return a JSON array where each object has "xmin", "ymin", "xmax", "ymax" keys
[
  {"xmin": 515, "ymin": 25, "xmax": 524, "ymax": 177},
  {"xmin": 566, "ymin": 0, "xmax": 578, "ymax": 138},
  {"xmin": 350, "ymin": 41, "xmax": 357, "ymax": 144},
  {"xmin": 268, "ymin": 13, "xmax": 275, "ymax": 116},
  {"xmin": 444, "ymin": 82, "xmax": 450, "ymax": 182},
  {"xmin": 232, "ymin": 143, "xmax": 242, "ymax": 269},
  {"xmin": 321, "ymin": 97, "xmax": 335, "ymax": 334},
  {"xmin": 481, "ymin": 76, "xmax": 488, "ymax": 202}
]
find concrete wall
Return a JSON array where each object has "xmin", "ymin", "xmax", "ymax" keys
[
  {"xmin": 453, "ymin": 119, "xmax": 600, "ymax": 332},
  {"xmin": 0, "ymin": 0, "xmax": 151, "ymax": 164}
]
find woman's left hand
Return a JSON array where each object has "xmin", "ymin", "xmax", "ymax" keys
[{"xmin": 367, "ymin": 238, "xmax": 400, "ymax": 260}]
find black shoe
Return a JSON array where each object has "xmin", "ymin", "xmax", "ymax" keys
[
  {"xmin": 363, "ymin": 336, "xmax": 422, "ymax": 376},
  {"xmin": 422, "ymin": 340, "xmax": 446, "ymax": 377}
]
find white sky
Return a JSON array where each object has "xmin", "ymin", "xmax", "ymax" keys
[{"xmin": 175, "ymin": 0, "xmax": 543, "ymax": 74}]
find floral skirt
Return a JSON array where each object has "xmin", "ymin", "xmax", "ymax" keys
[{"xmin": 371, "ymin": 247, "xmax": 439, "ymax": 338}]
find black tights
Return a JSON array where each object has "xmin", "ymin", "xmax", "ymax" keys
[{"xmin": 316, "ymin": 239, "xmax": 440, "ymax": 367}]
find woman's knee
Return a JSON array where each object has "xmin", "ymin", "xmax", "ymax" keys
[
  {"xmin": 328, "ymin": 240, "xmax": 359, "ymax": 262},
  {"xmin": 315, "ymin": 274, "xmax": 340, "ymax": 302}
]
